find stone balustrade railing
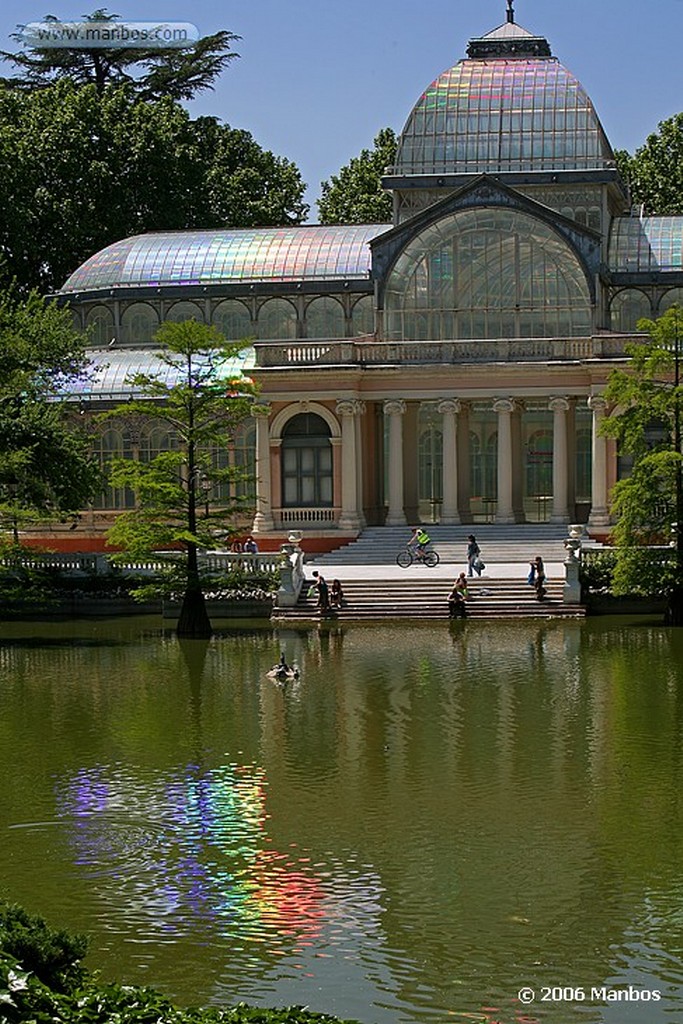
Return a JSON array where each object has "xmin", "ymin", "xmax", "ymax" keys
[
  {"xmin": 0, "ymin": 550, "xmax": 285, "ymax": 577},
  {"xmin": 254, "ymin": 334, "xmax": 639, "ymax": 368}
]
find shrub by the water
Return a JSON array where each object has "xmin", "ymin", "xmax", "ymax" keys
[{"xmin": 0, "ymin": 902, "xmax": 365, "ymax": 1024}]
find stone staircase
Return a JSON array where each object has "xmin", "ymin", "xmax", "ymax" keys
[
  {"xmin": 307, "ymin": 524, "xmax": 572, "ymax": 568},
  {"xmin": 274, "ymin": 576, "xmax": 585, "ymax": 621}
]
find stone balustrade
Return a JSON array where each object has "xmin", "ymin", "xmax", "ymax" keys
[{"xmin": 254, "ymin": 334, "xmax": 638, "ymax": 368}]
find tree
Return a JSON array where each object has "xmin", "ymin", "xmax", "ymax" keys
[
  {"xmin": 318, "ymin": 128, "xmax": 396, "ymax": 225},
  {"xmin": 0, "ymin": 289, "xmax": 102, "ymax": 541},
  {"xmin": 104, "ymin": 321, "xmax": 258, "ymax": 638},
  {"xmin": 0, "ymin": 9, "xmax": 239, "ymax": 101},
  {"xmin": 620, "ymin": 112, "xmax": 683, "ymax": 215},
  {"xmin": 0, "ymin": 82, "xmax": 308, "ymax": 293},
  {"xmin": 602, "ymin": 305, "xmax": 683, "ymax": 620}
]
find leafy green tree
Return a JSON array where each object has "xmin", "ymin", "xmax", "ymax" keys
[
  {"xmin": 105, "ymin": 321, "xmax": 257, "ymax": 638},
  {"xmin": 0, "ymin": 289, "xmax": 101, "ymax": 541},
  {"xmin": 622, "ymin": 112, "xmax": 683, "ymax": 215},
  {"xmin": 0, "ymin": 9, "xmax": 239, "ymax": 100},
  {"xmin": 602, "ymin": 305, "xmax": 683, "ymax": 617},
  {"xmin": 0, "ymin": 81, "xmax": 308, "ymax": 292},
  {"xmin": 318, "ymin": 127, "xmax": 396, "ymax": 224}
]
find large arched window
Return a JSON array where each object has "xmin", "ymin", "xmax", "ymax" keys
[
  {"xmin": 351, "ymin": 295, "xmax": 375, "ymax": 336},
  {"xmin": 658, "ymin": 289, "xmax": 683, "ymax": 315},
  {"xmin": 121, "ymin": 303, "xmax": 159, "ymax": 345},
  {"xmin": 305, "ymin": 297, "xmax": 346, "ymax": 339},
  {"xmin": 95, "ymin": 427, "xmax": 135, "ymax": 510},
  {"xmin": 257, "ymin": 299, "xmax": 297, "ymax": 340},
  {"xmin": 281, "ymin": 413, "xmax": 332, "ymax": 507},
  {"xmin": 385, "ymin": 208, "xmax": 592, "ymax": 340},
  {"xmin": 85, "ymin": 305, "xmax": 115, "ymax": 347},
  {"xmin": 212, "ymin": 300, "xmax": 252, "ymax": 341},
  {"xmin": 166, "ymin": 301, "xmax": 204, "ymax": 323},
  {"xmin": 610, "ymin": 289, "xmax": 651, "ymax": 332}
]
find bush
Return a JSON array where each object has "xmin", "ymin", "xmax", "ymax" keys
[
  {"xmin": 579, "ymin": 551, "xmax": 616, "ymax": 595},
  {"xmin": 0, "ymin": 902, "xmax": 87, "ymax": 994},
  {"xmin": 0, "ymin": 904, "xmax": 366, "ymax": 1024}
]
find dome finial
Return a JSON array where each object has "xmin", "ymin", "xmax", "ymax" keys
[{"xmin": 507, "ymin": 0, "xmax": 515, "ymax": 23}]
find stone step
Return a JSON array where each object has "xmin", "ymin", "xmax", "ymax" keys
[
  {"xmin": 274, "ymin": 578, "xmax": 584, "ymax": 620},
  {"xmin": 308, "ymin": 524, "xmax": 580, "ymax": 566}
]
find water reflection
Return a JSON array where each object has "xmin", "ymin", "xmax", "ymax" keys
[{"xmin": 1, "ymin": 618, "xmax": 683, "ymax": 1023}]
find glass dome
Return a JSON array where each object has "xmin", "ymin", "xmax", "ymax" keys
[
  {"xmin": 60, "ymin": 225, "xmax": 388, "ymax": 294},
  {"xmin": 394, "ymin": 55, "xmax": 614, "ymax": 176}
]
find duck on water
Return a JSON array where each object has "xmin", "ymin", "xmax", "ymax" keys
[{"xmin": 266, "ymin": 652, "xmax": 300, "ymax": 682}]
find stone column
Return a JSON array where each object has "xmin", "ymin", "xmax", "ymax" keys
[
  {"xmin": 384, "ymin": 400, "xmax": 407, "ymax": 526},
  {"xmin": 588, "ymin": 395, "xmax": 610, "ymax": 527},
  {"xmin": 493, "ymin": 398, "xmax": 515, "ymax": 524},
  {"xmin": 354, "ymin": 401, "xmax": 367, "ymax": 528},
  {"xmin": 437, "ymin": 399, "xmax": 461, "ymax": 524},
  {"xmin": 251, "ymin": 403, "xmax": 274, "ymax": 533},
  {"xmin": 549, "ymin": 396, "xmax": 570, "ymax": 524},
  {"xmin": 336, "ymin": 400, "xmax": 362, "ymax": 531}
]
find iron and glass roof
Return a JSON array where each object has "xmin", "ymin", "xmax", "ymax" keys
[
  {"xmin": 394, "ymin": 56, "xmax": 614, "ymax": 176},
  {"xmin": 60, "ymin": 226, "xmax": 387, "ymax": 294},
  {"xmin": 67, "ymin": 346, "xmax": 256, "ymax": 402},
  {"xmin": 609, "ymin": 217, "xmax": 683, "ymax": 273}
]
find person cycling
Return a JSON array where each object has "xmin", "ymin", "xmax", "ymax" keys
[{"xmin": 408, "ymin": 526, "xmax": 431, "ymax": 560}]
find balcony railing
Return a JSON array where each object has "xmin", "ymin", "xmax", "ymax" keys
[{"xmin": 254, "ymin": 334, "xmax": 637, "ymax": 368}]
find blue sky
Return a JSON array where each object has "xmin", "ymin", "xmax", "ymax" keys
[{"xmin": 1, "ymin": 0, "xmax": 682, "ymax": 218}]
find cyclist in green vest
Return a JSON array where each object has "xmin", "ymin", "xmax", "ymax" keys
[{"xmin": 409, "ymin": 526, "xmax": 431, "ymax": 560}]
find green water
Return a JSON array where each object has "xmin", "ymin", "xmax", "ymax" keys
[{"xmin": 1, "ymin": 616, "xmax": 683, "ymax": 1024}]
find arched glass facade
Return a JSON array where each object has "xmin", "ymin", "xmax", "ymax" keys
[
  {"xmin": 385, "ymin": 208, "xmax": 592, "ymax": 340},
  {"xmin": 121, "ymin": 303, "xmax": 159, "ymax": 345},
  {"xmin": 305, "ymin": 297, "xmax": 346, "ymax": 339},
  {"xmin": 610, "ymin": 289, "xmax": 651, "ymax": 332},
  {"xmin": 352, "ymin": 295, "xmax": 375, "ymax": 335},
  {"xmin": 166, "ymin": 301, "xmax": 204, "ymax": 323},
  {"xmin": 659, "ymin": 288, "xmax": 683, "ymax": 314},
  {"xmin": 86, "ymin": 305, "xmax": 114, "ymax": 346},
  {"xmin": 257, "ymin": 298, "xmax": 297, "ymax": 340},
  {"xmin": 212, "ymin": 300, "xmax": 252, "ymax": 341}
]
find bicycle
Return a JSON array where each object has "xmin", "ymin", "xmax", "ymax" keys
[{"xmin": 396, "ymin": 545, "xmax": 440, "ymax": 568}]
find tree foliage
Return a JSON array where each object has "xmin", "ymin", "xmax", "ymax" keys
[
  {"xmin": 0, "ymin": 289, "xmax": 101, "ymax": 539},
  {"xmin": 104, "ymin": 320, "xmax": 257, "ymax": 637},
  {"xmin": 0, "ymin": 9, "xmax": 239, "ymax": 101},
  {"xmin": 0, "ymin": 81, "xmax": 308, "ymax": 293},
  {"xmin": 602, "ymin": 306, "xmax": 683, "ymax": 603},
  {"xmin": 318, "ymin": 128, "xmax": 396, "ymax": 225},
  {"xmin": 619, "ymin": 112, "xmax": 683, "ymax": 215}
]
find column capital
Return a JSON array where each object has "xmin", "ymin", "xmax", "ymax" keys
[
  {"xmin": 251, "ymin": 402, "xmax": 272, "ymax": 419},
  {"xmin": 492, "ymin": 397, "xmax": 515, "ymax": 415},
  {"xmin": 336, "ymin": 399, "xmax": 366, "ymax": 418},
  {"xmin": 437, "ymin": 398, "xmax": 461, "ymax": 417},
  {"xmin": 549, "ymin": 396, "xmax": 570, "ymax": 413},
  {"xmin": 588, "ymin": 394, "xmax": 608, "ymax": 414},
  {"xmin": 383, "ymin": 399, "xmax": 407, "ymax": 416}
]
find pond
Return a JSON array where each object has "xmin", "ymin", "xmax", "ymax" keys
[{"xmin": 1, "ymin": 616, "xmax": 683, "ymax": 1024}]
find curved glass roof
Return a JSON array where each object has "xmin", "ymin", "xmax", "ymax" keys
[
  {"xmin": 609, "ymin": 217, "xmax": 683, "ymax": 273},
  {"xmin": 394, "ymin": 57, "xmax": 614, "ymax": 176},
  {"xmin": 60, "ymin": 225, "xmax": 388, "ymax": 294},
  {"xmin": 66, "ymin": 346, "xmax": 256, "ymax": 402}
]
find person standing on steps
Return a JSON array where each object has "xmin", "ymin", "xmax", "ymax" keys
[
  {"xmin": 311, "ymin": 570, "xmax": 330, "ymax": 614},
  {"xmin": 467, "ymin": 534, "xmax": 482, "ymax": 577},
  {"xmin": 533, "ymin": 556, "xmax": 547, "ymax": 601}
]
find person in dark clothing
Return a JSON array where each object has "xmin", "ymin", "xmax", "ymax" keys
[
  {"xmin": 312, "ymin": 570, "xmax": 330, "ymax": 613},
  {"xmin": 467, "ymin": 535, "xmax": 482, "ymax": 577},
  {"xmin": 533, "ymin": 556, "xmax": 547, "ymax": 600}
]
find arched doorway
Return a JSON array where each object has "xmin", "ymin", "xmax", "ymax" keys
[{"xmin": 281, "ymin": 413, "xmax": 333, "ymax": 508}]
